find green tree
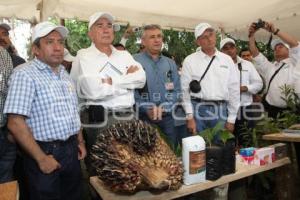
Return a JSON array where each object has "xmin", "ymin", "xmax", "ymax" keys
[{"xmin": 62, "ymin": 19, "xmax": 275, "ymax": 64}]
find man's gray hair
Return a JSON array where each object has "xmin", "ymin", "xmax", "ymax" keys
[{"xmin": 141, "ymin": 24, "xmax": 162, "ymax": 38}]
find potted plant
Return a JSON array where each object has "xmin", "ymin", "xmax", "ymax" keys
[{"xmin": 200, "ymin": 122, "xmax": 235, "ymax": 180}]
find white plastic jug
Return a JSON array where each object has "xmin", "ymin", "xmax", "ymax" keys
[{"xmin": 182, "ymin": 135, "xmax": 206, "ymax": 185}]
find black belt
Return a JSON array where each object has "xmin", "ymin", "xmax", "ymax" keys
[
  {"xmin": 107, "ymin": 108, "xmax": 134, "ymax": 116},
  {"xmin": 191, "ymin": 97, "xmax": 226, "ymax": 104},
  {"xmin": 37, "ymin": 134, "xmax": 77, "ymax": 146}
]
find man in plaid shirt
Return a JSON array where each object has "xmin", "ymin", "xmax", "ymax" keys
[
  {"xmin": 4, "ymin": 22, "xmax": 86, "ymax": 200},
  {"xmin": 0, "ymin": 46, "xmax": 15, "ymax": 183}
]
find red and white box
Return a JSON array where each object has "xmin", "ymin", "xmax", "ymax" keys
[
  {"xmin": 253, "ymin": 147, "xmax": 275, "ymax": 166},
  {"xmin": 241, "ymin": 155, "xmax": 254, "ymax": 165}
]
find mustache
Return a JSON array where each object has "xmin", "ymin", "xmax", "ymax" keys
[{"xmin": 0, "ymin": 38, "xmax": 7, "ymax": 44}]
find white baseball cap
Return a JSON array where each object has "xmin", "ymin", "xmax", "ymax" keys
[
  {"xmin": 0, "ymin": 23, "xmax": 11, "ymax": 31},
  {"xmin": 194, "ymin": 23, "xmax": 213, "ymax": 39},
  {"xmin": 64, "ymin": 48, "xmax": 75, "ymax": 62},
  {"xmin": 271, "ymin": 39, "xmax": 289, "ymax": 50},
  {"xmin": 88, "ymin": 12, "xmax": 120, "ymax": 31},
  {"xmin": 32, "ymin": 21, "xmax": 69, "ymax": 43},
  {"xmin": 220, "ymin": 38, "xmax": 236, "ymax": 49}
]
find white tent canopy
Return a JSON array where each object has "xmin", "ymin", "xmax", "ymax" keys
[{"xmin": 1, "ymin": 0, "xmax": 299, "ymax": 41}]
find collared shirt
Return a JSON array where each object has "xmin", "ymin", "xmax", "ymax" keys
[
  {"xmin": 70, "ymin": 43, "xmax": 146, "ymax": 109},
  {"xmin": 4, "ymin": 59, "xmax": 81, "ymax": 141},
  {"xmin": 181, "ymin": 49, "xmax": 240, "ymax": 123},
  {"xmin": 133, "ymin": 52, "xmax": 181, "ymax": 113},
  {"xmin": 253, "ymin": 43, "xmax": 300, "ymax": 108},
  {"xmin": 0, "ymin": 47, "xmax": 13, "ymax": 127},
  {"xmin": 236, "ymin": 57, "xmax": 263, "ymax": 106}
]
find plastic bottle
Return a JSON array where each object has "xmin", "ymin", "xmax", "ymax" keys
[{"xmin": 182, "ymin": 135, "xmax": 206, "ymax": 185}]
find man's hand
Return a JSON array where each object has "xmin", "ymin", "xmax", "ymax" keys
[
  {"xmin": 37, "ymin": 155, "xmax": 61, "ymax": 174},
  {"xmin": 253, "ymin": 94, "xmax": 262, "ymax": 102},
  {"xmin": 102, "ymin": 77, "xmax": 112, "ymax": 85},
  {"xmin": 78, "ymin": 142, "xmax": 87, "ymax": 160},
  {"xmin": 186, "ymin": 116, "xmax": 197, "ymax": 135},
  {"xmin": 146, "ymin": 106, "xmax": 163, "ymax": 121},
  {"xmin": 248, "ymin": 23, "xmax": 258, "ymax": 38},
  {"xmin": 240, "ymin": 86, "xmax": 248, "ymax": 93},
  {"xmin": 225, "ymin": 122, "xmax": 235, "ymax": 133},
  {"xmin": 126, "ymin": 65, "xmax": 139, "ymax": 74},
  {"xmin": 263, "ymin": 21, "xmax": 276, "ymax": 33}
]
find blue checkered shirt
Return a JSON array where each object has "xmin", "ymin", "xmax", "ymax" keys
[
  {"xmin": 0, "ymin": 47, "xmax": 13, "ymax": 127},
  {"xmin": 4, "ymin": 59, "xmax": 81, "ymax": 141}
]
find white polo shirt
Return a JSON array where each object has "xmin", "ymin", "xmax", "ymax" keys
[
  {"xmin": 253, "ymin": 43, "xmax": 300, "ymax": 108},
  {"xmin": 236, "ymin": 57, "xmax": 263, "ymax": 107},
  {"xmin": 70, "ymin": 43, "xmax": 146, "ymax": 109},
  {"xmin": 181, "ymin": 49, "xmax": 240, "ymax": 123}
]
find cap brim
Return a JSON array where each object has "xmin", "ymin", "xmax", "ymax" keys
[
  {"xmin": 54, "ymin": 26, "xmax": 69, "ymax": 39},
  {"xmin": 32, "ymin": 26, "xmax": 69, "ymax": 43},
  {"xmin": 0, "ymin": 24, "xmax": 11, "ymax": 31},
  {"xmin": 89, "ymin": 12, "xmax": 118, "ymax": 30}
]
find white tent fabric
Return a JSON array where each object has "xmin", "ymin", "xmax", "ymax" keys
[{"xmin": 0, "ymin": 0, "xmax": 299, "ymax": 41}]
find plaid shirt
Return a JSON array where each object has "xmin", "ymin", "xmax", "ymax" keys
[
  {"xmin": 4, "ymin": 59, "xmax": 81, "ymax": 141},
  {"xmin": 0, "ymin": 47, "xmax": 13, "ymax": 127}
]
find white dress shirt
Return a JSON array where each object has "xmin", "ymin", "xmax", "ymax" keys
[
  {"xmin": 236, "ymin": 57, "xmax": 263, "ymax": 107},
  {"xmin": 181, "ymin": 49, "xmax": 240, "ymax": 123},
  {"xmin": 253, "ymin": 43, "xmax": 300, "ymax": 108},
  {"xmin": 70, "ymin": 44, "xmax": 146, "ymax": 109}
]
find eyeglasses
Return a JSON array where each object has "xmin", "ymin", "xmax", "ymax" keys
[{"xmin": 198, "ymin": 29, "xmax": 215, "ymax": 40}]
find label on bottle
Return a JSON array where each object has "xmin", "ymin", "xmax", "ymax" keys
[{"xmin": 189, "ymin": 150, "xmax": 206, "ymax": 174}]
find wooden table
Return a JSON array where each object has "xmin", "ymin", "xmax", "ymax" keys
[
  {"xmin": 0, "ymin": 181, "xmax": 19, "ymax": 200},
  {"xmin": 263, "ymin": 133, "xmax": 300, "ymax": 200},
  {"xmin": 263, "ymin": 132, "xmax": 300, "ymax": 143},
  {"xmin": 90, "ymin": 157, "xmax": 290, "ymax": 200}
]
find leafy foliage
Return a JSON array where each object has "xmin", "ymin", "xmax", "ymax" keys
[
  {"xmin": 245, "ymin": 84, "xmax": 300, "ymax": 147},
  {"xmin": 199, "ymin": 122, "xmax": 234, "ymax": 147}
]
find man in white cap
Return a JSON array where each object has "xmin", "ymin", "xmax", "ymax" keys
[
  {"xmin": 248, "ymin": 21, "xmax": 300, "ymax": 118},
  {"xmin": 181, "ymin": 23, "xmax": 240, "ymax": 134},
  {"xmin": 220, "ymin": 38, "xmax": 263, "ymax": 200},
  {"xmin": 181, "ymin": 21, "xmax": 240, "ymax": 200},
  {"xmin": 220, "ymin": 38, "xmax": 263, "ymax": 147},
  {"xmin": 0, "ymin": 23, "xmax": 25, "ymax": 67},
  {"xmin": 70, "ymin": 11, "xmax": 145, "ymax": 179},
  {"xmin": 4, "ymin": 21, "xmax": 85, "ymax": 200}
]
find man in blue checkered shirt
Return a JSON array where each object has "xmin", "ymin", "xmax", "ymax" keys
[
  {"xmin": 0, "ymin": 46, "xmax": 15, "ymax": 184},
  {"xmin": 4, "ymin": 21, "xmax": 86, "ymax": 200}
]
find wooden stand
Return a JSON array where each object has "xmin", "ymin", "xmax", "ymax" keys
[
  {"xmin": 0, "ymin": 181, "xmax": 19, "ymax": 200},
  {"xmin": 263, "ymin": 133, "xmax": 300, "ymax": 200},
  {"xmin": 90, "ymin": 157, "xmax": 290, "ymax": 200}
]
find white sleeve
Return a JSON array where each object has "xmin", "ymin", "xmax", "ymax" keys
[
  {"xmin": 78, "ymin": 74, "xmax": 128, "ymax": 100},
  {"xmin": 289, "ymin": 43, "xmax": 300, "ymax": 66},
  {"xmin": 253, "ymin": 53, "xmax": 273, "ymax": 79},
  {"xmin": 181, "ymin": 59, "xmax": 194, "ymax": 115},
  {"xmin": 71, "ymin": 55, "xmax": 128, "ymax": 100},
  {"xmin": 227, "ymin": 60, "xmax": 240, "ymax": 123},
  {"xmin": 70, "ymin": 56, "xmax": 80, "ymax": 88},
  {"xmin": 111, "ymin": 53, "xmax": 146, "ymax": 89},
  {"xmin": 246, "ymin": 63, "xmax": 263, "ymax": 94}
]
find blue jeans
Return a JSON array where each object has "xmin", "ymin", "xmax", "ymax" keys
[
  {"xmin": 0, "ymin": 126, "xmax": 16, "ymax": 183},
  {"xmin": 192, "ymin": 101, "xmax": 228, "ymax": 132},
  {"xmin": 24, "ymin": 136, "xmax": 82, "ymax": 200}
]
